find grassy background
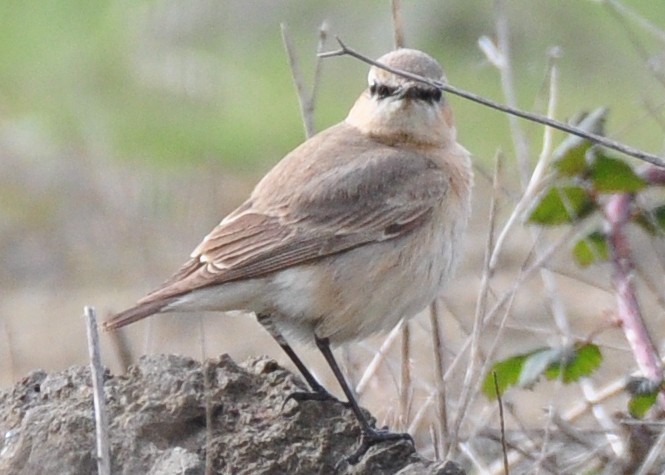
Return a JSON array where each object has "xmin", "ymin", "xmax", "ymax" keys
[{"xmin": 1, "ymin": 0, "xmax": 663, "ymax": 172}]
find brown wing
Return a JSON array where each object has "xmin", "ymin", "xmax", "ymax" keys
[{"xmin": 137, "ymin": 150, "xmax": 448, "ymax": 305}]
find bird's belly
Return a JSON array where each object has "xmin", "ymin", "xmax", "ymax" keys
[{"xmin": 268, "ymin": 218, "xmax": 460, "ymax": 345}]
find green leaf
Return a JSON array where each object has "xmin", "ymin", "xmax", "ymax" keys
[
  {"xmin": 634, "ymin": 205, "xmax": 665, "ymax": 235},
  {"xmin": 483, "ymin": 343, "xmax": 603, "ymax": 399},
  {"xmin": 552, "ymin": 141, "xmax": 591, "ymax": 177},
  {"xmin": 519, "ymin": 348, "xmax": 565, "ymax": 387},
  {"xmin": 589, "ymin": 154, "xmax": 646, "ymax": 193},
  {"xmin": 629, "ymin": 392, "xmax": 658, "ymax": 418},
  {"xmin": 573, "ymin": 230, "xmax": 608, "ymax": 266},
  {"xmin": 528, "ymin": 186, "xmax": 595, "ymax": 225},
  {"xmin": 544, "ymin": 343, "xmax": 602, "ymax": 383},
  {"xmin": 483, "ymin": 353, "xmax": 529, "ymax": 399},
  {"xmin": 552, "ymin": 107, "xmax": 608, "ymax": 177}
]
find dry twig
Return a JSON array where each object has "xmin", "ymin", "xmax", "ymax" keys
[{"xmin": 85, "ymin": 306, "xmax": 111, "ymax": 475}]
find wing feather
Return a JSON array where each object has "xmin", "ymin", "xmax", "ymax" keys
[{"xmin": 139, "ymin": 149, "xmax": 447, "ymax": 305}]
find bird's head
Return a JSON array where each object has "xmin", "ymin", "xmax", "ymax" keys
[{"xmin": 346, "ymin": 48, "xmax": 455, "ymax": 147}]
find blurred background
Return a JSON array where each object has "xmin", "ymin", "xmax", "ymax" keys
[{"xmin": 1, "ymin": 0, "xmax": 665, "ymax": 460}]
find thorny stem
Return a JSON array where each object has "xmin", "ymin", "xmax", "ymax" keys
[{"xmin": 603, "ymin": 194, "xmax": 665, "ymax": 409}]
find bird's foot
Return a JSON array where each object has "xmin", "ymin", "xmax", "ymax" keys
[{"xmin": 346, "ymin": 427, "xmax": 414, "ymax": 465}]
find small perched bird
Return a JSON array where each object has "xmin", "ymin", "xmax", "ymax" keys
[{"xmin": 104, "ymin": 48, "xmax": 472, "ymax": 463}]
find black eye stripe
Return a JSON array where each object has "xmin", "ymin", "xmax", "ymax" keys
[
  {"xmin": 369, "ymin": 83, "xmax": 442, "ymax": 103},
  {"xmin": 403, "ymin": 87, "xmax": 442, "ymax": 103}
]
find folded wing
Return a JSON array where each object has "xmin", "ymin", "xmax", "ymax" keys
[
  {"xmin": 103, "ymin": 149, "xmax": 447, "ymax": 330},
  {"xmin": 143, "ymin": 151, "xmax": 447, "ymax": 304}
]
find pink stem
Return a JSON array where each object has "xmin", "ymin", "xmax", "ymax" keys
[
  {"xmin": 603, "ymin": 193, "xmax": 665, "ymax": 409},
  {"xmin": 639, "ymin": 165, "xmax": 665, "ymax": 186}
]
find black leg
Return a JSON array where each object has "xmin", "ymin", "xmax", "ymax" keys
[
  {"xmin": 314, "ymin": 335, "xmax": 414, "ymax": 464},
  {"xmin": 256, "ymin": 313, "xmax": 337, "ymax": 401}
]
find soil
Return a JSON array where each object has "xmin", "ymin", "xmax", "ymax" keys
[{"xmin": 0, "ymin": 354, "xmax": 465, "ymax": 475}]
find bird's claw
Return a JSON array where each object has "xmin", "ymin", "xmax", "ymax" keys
[
  {"xmin": 345, "ymin": 428, "xmax": 414, "ymax": 465},
  {"xmin": 282, "ymin": 389, "xmax": 351, "ymax": 410}
]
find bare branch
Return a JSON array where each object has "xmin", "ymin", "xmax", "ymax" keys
[
  {"xmin": 399, "ymin": 323, "xmax": 412, "ymax": 429},
  {"xmin": 85, "ymin": 307, "xmax": 111, "ymax": 475},
  {"xmin": 493, "ymin": 0, "xmax": 531, "ymax": 186},
  {"xmin": 356, "ymin": 318, "xmax": 406, "ymax": 395},
  {"xmin": 309, "ymin": 22, "xmax": 330, "ymax": 120},
  {"xmin": 635, "ymin": 423, "xmax": 665, "ymax": 475},
  {"xmin": 493, "ymin": 371, "xmax": 511, "ymax": 475},
  {"xmin": 429, "ymin": 299, "xmax": 449, "ymax": 457},
  {"xmin": 199, "ymin": 317, "xmax": 214, "ymax": 475},
  {"xmin": 448, "ymin": 151, "xmax": 503, "ymax": 457},
  {"xmin": 281, "ymin": 24, "xmax": 316, "ymax": 138},
  {"xmin": 603, "ymin": 0, "xmax": 665, "ymax": 44},
  {"xmin": 391, "ymin": 0, "xmax": 405, "ymax": 48}
]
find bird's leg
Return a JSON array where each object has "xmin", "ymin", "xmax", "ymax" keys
[
  {"xmin": 314, "ymin": 335, "xmax": 414, "ymax": 464},
  {"xmin": 256, "ymin": 313, "xmax": 340, "ymax": 403}
]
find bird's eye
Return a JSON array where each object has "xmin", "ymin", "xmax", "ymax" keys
[
  {"xmin": 370, "ymin": 83, "xmax": 396, "ymax": 99},
  {"xmin": 377, "ymin": 85, "xmax": 394, "ymax": 98}
]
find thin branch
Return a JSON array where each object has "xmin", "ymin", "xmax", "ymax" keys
[
  {"xmin": 602, "ymin": 0, "xmax": 665, "ymax": 44},
  {"xmin": 392, "ymin": 0, "xmax": 411, "ymax": 433},
  {"xmin": 429, "ymin": 299, "xmax": 449, "ymax": 456},
  {"xmin": 399, "ymin": 322, "xmax": 412, "ymax": 429},
  {"xmin": 495, "ymin": 359, "xmax": 665, "ymax": 473},
  {"xmin": 320, "ymin": 38, "xmax": 665, "ymax": 168},
  {"xmin": 281, "ymin": 22, "xmax": 329, "ymax": 139},
  {"xmin": 493, "ymin": 372, "xmax": 510, "ymax": 475},
  {"xmin": 459, "ymin": 275, "xmax": 518, "ymax": 468},
  {"xmin": 447, "ymin": 151, "xmax": 503, "ymax": 457},
  {"xmin": 85, "ymin": 306, "xmax": 111, "ymax": 475},
  {"xmin": 310, "ymin": 22, "xmax": 330, "ymax": 117},
  {"xmin": 635, "ymin": 422, "xmax": 665, "ymax": 475},
  {"xmin": 459, "ymin": 442, "xmax": 492, "ymax": 474},
  {"xmin": 529, "ymin": 60, "xmax": 573, "ymax": 345},
  {"xmin": 391, "ymin": 0, "xmax": 405, "ymax": 48},
  {"xmin": 281, "ymin": 24, "xmax": 316, "ymax": 138},
  {"xmin": 450, "ymin": 229, "xmax": 582, "ymax": 461},
  {"xmin": 603, "ymin": 0, "xmax": 665, "ymax": 88},
  {"xmin": 579, "ymin": 378, "xmax": 625, "ymax": 457},
  {"xmin": 429, "ymin": 424, "xmax": 440, "ymax": 461},
  {"xmin": 0, "ymin": 317, "xmax": 16, "ymax": 384},
  {"xmin": 440, "ymin": 227, "xmax": 579, "ymax": 412},
  {"xmin": 408, "ymin": 390, "xmax": 436, "ymax": 435},
  {"xmin": 356, "ymin": 318, "xmax": 406, "ymax": 395},
  {"xmin": 493, "ymin": 0, "xmax": 531, "ymax": 186},
  {"xmin": 487, "ymin": 44, "xmax": 568, "ymax": 270},
  {"xmin": 199, "ymin": 316, "xmax": 214, "ymax": 475}
]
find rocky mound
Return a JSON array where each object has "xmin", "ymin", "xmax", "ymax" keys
[{"xmin": 0, "ymin": 354, "xmax": 464, "ymax": 475}]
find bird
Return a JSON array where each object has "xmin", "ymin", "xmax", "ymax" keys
[{"xmin": 103, "ymin": 47, "xmax": 473, "ymax": 464}]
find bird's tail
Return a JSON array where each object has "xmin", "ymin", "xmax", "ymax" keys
[{"xmin": 102, "ymin": 299, "xmax": 173, "ymax": 331}]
